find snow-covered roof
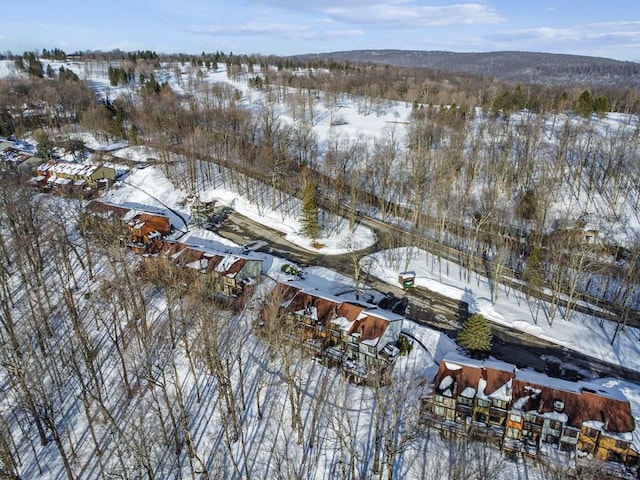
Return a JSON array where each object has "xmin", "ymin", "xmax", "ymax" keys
[
  {"xmin": 331, "ymin": 316, "xmax": 353, "ymax": 331},
  {"xmin": 156, "ymin": 242, "xmax": 261, "ymax": 280},
  {"xmin": 37, "ymin": 160, "xmax": 112, "ymax": 177},
  {"xmin": 515, "ymin": 369, "xmax": 582, "ymax": 394},
  {"xmin": 280, "ymin": 285, "xmax": 401, "ymax": 346},
  {"xmin": 435, "ymin": 352, "xmax": 635, "ymax": 433},
  {"xmin": 460, "ymin": 387, "xmax": 476, "ymax": 398}
]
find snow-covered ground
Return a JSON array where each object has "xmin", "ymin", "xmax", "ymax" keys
[
  {"xmin": 107, "ymin": 146, "xmax": 640, "ymax": 379},
  {"xmin": 102, "ymin": 164, "xmax": 376, "ymax": 255},
  {"xmin": 97, "ymin": 142, "xmax": 640, "ymax": 472},
  {"xmin": 365, "ymin": 246, "xmax": 640, "ymax": 373},
  {"xmin": 3, "ymin": 57, "xmax": 640, "ymax": 478},
  {"xmin": 7, "ymin": 56, "xmax": 639, "ymax": 374}
]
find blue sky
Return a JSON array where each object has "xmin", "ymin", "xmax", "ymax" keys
[{"xmin": 4, "ymin": 1, "xmax": 640, "ymax": 61}]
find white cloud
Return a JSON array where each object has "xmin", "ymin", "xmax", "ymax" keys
[
  {"xmin": 487, "ymin": 27, "xmax": 581, "ymax": 42},
  {"xmin": 186, "ymin": 22, "xmax": 310, "ymax": 37},
  {"xmin": 484, "ymin": 21, "xmax": 640, "ymax": 59},
  {"xmin": 487, "ymin": 23, "xmax": 640, "ymax": 45},
  {"xmin": 590, "ymin": 20, "xmax": 640, "ymax": 29},
  {"xmin": 321, "ymin": 3, "xmax": 505, "ymax": 27},
  {"xmin": 247, "ymin": 1, "xmax": 504, "ymax": 28}
]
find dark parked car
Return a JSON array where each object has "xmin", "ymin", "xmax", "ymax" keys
[
  {"xmin": 391, "ymin": 297, "xmax": 409, "ymax": 315},
  {"xmin": 378, "ymin": 292, "xmax": 395, "ymax": 309}
]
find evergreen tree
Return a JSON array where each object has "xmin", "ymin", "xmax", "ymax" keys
[
  {"xmin": 516, "ymin": 189, "xmax": 539, "ymax": 221},
  {"xmin": 191, "ymin": 197, "xmax": 215, "ymax": 227},
  {"xmin": 300, "ymin": 181, "xmax": 321, "ymax": 240},
  {"xmin": 513, "ymin": 85, "xmax": 526, "ymax": 110},
  {"xmin": 456, "ymin": 313, "xmax": 492, "ymax": 357},
  {"xmin": 0, "ymin": 108, "xmax": 15, "ymax": 137},
  {"xmin": 574, "ymin": 90, "xmax": 594, "ymax": 117},
  {"xmin": 593, "ymin": 95, "xmax": 610, "ymax": 116},
  {"xmin": 523, "ymin": 245, "xmax": 544, "ymax": 299},
  {"xmin": 23, "ymin": 52, "xmax": 43, "ymax": 78}
]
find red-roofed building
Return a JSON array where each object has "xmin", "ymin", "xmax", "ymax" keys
[
  {"xmin": 85, "ymin": 201, "xmax": 172, "ymax": 252},
  {"xmin": 155, "ymin": 242, "xmax": 262, "ymax": 297},
  {"xmin": 280, "ymin": 287, "xmax": 404, "ymax": 382},
  {"xmin": 423, "ymin": 354, "xmax": 639, "ymax": 471},
  {"xmin": 126, "ymin": 212, "xmax": 171, "ymax": 251}
]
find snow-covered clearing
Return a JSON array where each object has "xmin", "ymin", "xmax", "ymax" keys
[{"xmin": 102, "ymin": 164, "xmax": 376, "ymax": 255}]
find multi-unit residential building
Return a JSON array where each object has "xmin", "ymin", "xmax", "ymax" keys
[
  {"xmin": 278, "ymin": 286, "xmax": 404, "ymax": 381},
  {"xmin": 423, "ymin": 353, "xmax": 638, "ymax": 473},
  {"xmin": 85, "ymin": 200, "xmax": 172, "ymax": 250},
  {"xmin": 126, "ymin": 211, "xmax": 172, "ymax": 250},
  {"xmin": 154, "ymin": 241, "xmax": 262, "ymax": 298},
  {"xmin": 0, "ymin": 141, "xmax": 39, "ymax": 173},
  {"xmin": 34, "ymin": 161, "xmax": 116, "ymax": 192}
]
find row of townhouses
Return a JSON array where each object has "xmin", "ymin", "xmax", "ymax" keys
[
  {"xmin": 274, "ymin": 284, "xmax": 404, "ymax": 382},
  {"xmin": 86, "ymin": 201, "xmax": 637, "ymax": 473},
  {"xmin": 86, "ymin": 200, "xmax": 172, "ymax": 250},
  {"xmin": 423, "ymin": 353, "xmax": 639, "ymax": 473},
  {"xmin": 85, "ymin": 201, "xmax": 261, "ymax": 298},
  {"xmin": 0, "ymin": 139, "xmax": 40, "ymax": 173},
  {"xmin": 87, "ymin": 200, "xmax": 404, "ymax": 380},
  {"xmin": 33, "ymin": 160, "xmax": 116, "ymax": 194},
  {"xmin": 153, "ymin": 241, "xmax": 262, "ymax": 298}
]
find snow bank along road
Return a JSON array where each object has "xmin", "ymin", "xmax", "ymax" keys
[{"xmin": 213, "ymin": 207, "xmax": 640, "ymax": 382}]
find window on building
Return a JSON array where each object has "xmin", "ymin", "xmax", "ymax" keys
[
  {"xmin": 509, "ymin": 413, "xmax": 522, "ymax": 423},
  {"xmin": 615, "ymin": 439, "xmax": 629, "ymax": 450},
  {"xmin": 489, "ymin": 414, "xmax": 505, "ymax": 426},
  {"xmin": 562, "ymin": 428, "xmax": 579, "ymax": 438},
  {"xmin": 580, "ymin": 442, "xmax": 595, "ymax": 454},
  {"xmin": 491, "ymin": 399, "xmax": 508, "ymax": 409},
  {"xmin": 476, "ymin": 399, "xmax": 490, "ymax": 408},
  {"xmin": 474, "ymin": 412, "xmax": 487, "ymax": 423},
  {"xmin": 608, "ymin": 451, "xmax": 624, "ymax": 463},
  {"xmin": 583, "ymin": 427, "xmax": 599, "ymax": 439},
  {"xmin": 548, "ymin": 420, "xmax": 562, "ymax": 431},
  {"xmin": 525, "ymin": 413, "xmax": 542, "ymax": 425},
  {"xmin": 505, "ymin": 427, "xmax": 520, "ymax": 439},
  {"xmin": 558, "ymin": 442, "xmax": 576, "ymax": 453},
  {"xmin": 544, "ymin": 433, "xmax": 559, "ymax": 444},
  {"xmin": 434, "ymin": 405, "xmax": 455, "ymax": 421}
]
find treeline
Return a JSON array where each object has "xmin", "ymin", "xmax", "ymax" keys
[
  {"xmin": 3, "ymin": 50, "xmax": 640, "ymax": 319},
  {"xmin": 0, "ymin": 76, "xmax": 97, "ymax": 136},
  {"xmin": 22, "ymin": 47, "xmax": 640, "ymax": 114}
]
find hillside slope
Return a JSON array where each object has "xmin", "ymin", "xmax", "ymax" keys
[{"xmin": 296, "ymin": 50, "xmax": 640, "ymax": 88}]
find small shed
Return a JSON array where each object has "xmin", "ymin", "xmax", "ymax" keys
[{"xmin": 398, "ymin": 271, "xmax": 416, "ymax": 290}]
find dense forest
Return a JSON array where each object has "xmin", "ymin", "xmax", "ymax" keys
[{"xmin": 300, "ymin": 49, "xmax": 640, "ymax": 90}]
